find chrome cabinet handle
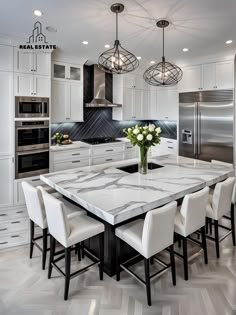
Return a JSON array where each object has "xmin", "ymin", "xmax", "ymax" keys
[
  {"xmin": 168, "ymin": 146, "xmax": 174, "ymax": 149},
  {"xmin": 0, "ymin": 242, "xmax": 8, "ymax": 245},
  {"xmin": 72, "ymin": 160, "xmax": 80, "ymax": 163},
  {"xmin": 16, "ymin": 211, "xmax": 24, "ymax": 214},
  {"xmin": 105, "ymin": 149, "xmax": 114, "ymax": 152},
  {"xmin": 11, "ymin": 221, "xmax": 21, "ymax": 224},
  {"xmin": 0, "ymin": 214, "xmax": 7, "ymax": 217},
  {"xmin": 72, "ymin": 153, "xmax": 80, "ymax": 156},
  {"xmin": 11, "ymin": 235, "xmax": 20, "ymax": 238},
  {"xmin": 31, "ymin": 178, "xmax": 40, "ymax": 182},
  {"xmin": 106, "ymin": 159, "xmax": 113, "ymax": 161},
  {"xmin": 0, "ymin": 228, "xmax": 7, "ymax": 231}
]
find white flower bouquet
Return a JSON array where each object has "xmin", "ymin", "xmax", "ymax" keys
[{"xmin": 124, "ymin": 124, "xmax": 162, "ymax": 174}]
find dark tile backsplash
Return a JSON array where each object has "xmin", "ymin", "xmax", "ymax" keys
[{"xmin": 51, "ymin": 108, "xmax": 177, "ymax": 140}]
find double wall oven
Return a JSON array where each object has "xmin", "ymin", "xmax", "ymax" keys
[{"xmin": 15, "ymin": 120, "xmax": 49, "ymax": 179}]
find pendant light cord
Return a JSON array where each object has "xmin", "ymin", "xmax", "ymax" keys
[
  {"xmin": 162, "ymin": 26, "xmax": 165, "ymax": 61},
  {"xmin": 116, "ymin": 11, "xmax": 118, "ymax": 41}
]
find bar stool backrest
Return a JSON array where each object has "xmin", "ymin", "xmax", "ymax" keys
[
  {"xmin": 180, "ymin": 187, "xmax": 209, "ymax": 236},
  {"xmin": 42, "ymin": 189, "xmax": 70, "ymax": 247},
  {"xmin": 142, "ymin": 201, "xmax": 177, "ymax": 259},
  {"xmin": 22, "ymin": 181, "xmax": 47, "ymax": 229}
]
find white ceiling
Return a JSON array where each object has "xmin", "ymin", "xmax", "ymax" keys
[{"xmin": 0, "ymin": 0, "xmax": 236, "ymax": 65}]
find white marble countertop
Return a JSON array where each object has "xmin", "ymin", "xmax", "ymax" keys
[{"xmin": 40, "ymin": 155, "xmax": 233, "ymax": 225}]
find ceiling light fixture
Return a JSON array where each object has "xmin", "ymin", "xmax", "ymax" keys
[
  {"xmin": 137, "ymin": 56, "xmax": 142, "ymax": 60},
  {"xmin": 226, "ymin": 40, "xmax": 233, "ymax": 44},
  {"xmin": 143, "ymin": 20, "xmax": 183, "ymax": 87},
  {"xmin": 98, "ymin": 3, "xmax": 139, "ymax": 74},
  {"xmin": 182, "ymin": 48, "xmax": 189, "ymax": 52},
  {"xmin": 33, "ymin": 9, "xmax": 43, "ymax": 16},
  {"xmin": 82, "ymin": 41, "xmax": 88, "ymax": 45},
  {"xmin": 150, "ymin": 60, "xmax": 155, "ymax": 64},
  {"xmin": 104, "ymin": 44, "xmax": 110, "ymax": 48}
]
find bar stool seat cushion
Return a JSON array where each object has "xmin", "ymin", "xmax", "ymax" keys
[{"xmin": 115, "ymin": 219, "xmax": 143, "ymax": 255}]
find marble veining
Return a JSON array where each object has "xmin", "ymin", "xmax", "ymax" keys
[{"xmin": 40, "ymin": 155, "xmax": 233, "ymax": 225}]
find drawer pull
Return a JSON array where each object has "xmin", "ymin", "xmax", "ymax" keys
[
  {"xmin": 11, "ymin": 221, "xmax": 21, "ymax": 224},
  {"xmin": 126, "ymin": 146, "xmax": 133, "ymax": 149},
  {"xmin": 168, "ymin": 146, "xmax": 174, "ymax": 149},
  {"xmin": 167, "ymin": 141, "xmax": 173, "ymax": 143},
  {"xmin": 31, "ymin": 179, "xmax": 40, "ymax": 182},
  {"xmin": 0, "ymin": 228, "xmax": 7, "ymax": 231},
  {"xmin": 72, "ymin": 153, "xmax": 80, "ymax": 156},
  {"xmin": 106, "ymin": 159, "xmax": 113, "ymax": 161},
  {"xmin": 0, "ymin": 242, "xmax": 8, "ymax": 245},
  {"xmin": 72, "ymin": 160, "xmax": 80, "ymax": 163},
  {"xmin": 105, "ymin": 149, "xmax": 114, "ymax": 152},
  {"xmin": 11, "ymin": 235, "xmax": 20, "ymax": 238},
  {"xmin": 0, "ymin": 214, "xmax": 7, "ymax": 217},
  {"xmin": 16, "ymin": 211, "xmax": 24, "ymax": 214}
]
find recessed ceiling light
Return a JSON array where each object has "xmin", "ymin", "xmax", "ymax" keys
[
  {"xmin": 46, "ymin": 26, "xmax": 57, "ymax": 33},
  {"xmin": 182, "ymin": 48, "xmax": 189, "ymax": 52},
  {"xmin": 82, "ymin": 41, "xmax": 88, "ymax": 45},
  {"xmin": 137, "ymin": 56, "xmax": 142, "ymax": 60},
  {"xmin": 33, "ymin": 10, "xmax": 43, "ymax": 16},
  {"xmin": 226, "ymin": 40, "xmax": 233, "ymax": 44},
  {"xmin": 150, "ymin": 60, "xmax": 155, "ymax": 64},
  {"xmin": 104, "ymin": 44, "xmax": 110, "ymax": 48}
]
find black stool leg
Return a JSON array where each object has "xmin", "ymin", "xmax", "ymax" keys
[
  {"xmin": 150, "ymin": 257, "xmax": 154, "ymax": 265},
  {"xmin": 144, "ymin": 258, "xmax": 151, "ymax": 306},
  {"xmin": 214, "ymin": 220, "xmax": 220, "ymax": 258},
  {"xmin": 99, "ymin": 233, "xmax": 104, "ymax": 281},
  {"xmin": 42, "ymin": 228, "xmax": 48, "ymax": 270},
  {"xmin": 201, "ymin": 226, "xmax": 208, "ymax": 264},
  {"xmin": 29, "ymin": 220, "xmax": 34, "ymax": 259},
  {"xmin": 231, "ymin": 204, "xmax": 236, "ymax": 246},
  {"xmin": 183, "ymin": 237, "xmax": 188, "ymax": 280},
  {"xmin": 81, "ymin": 241, "xmax": 85, "ymax": 258},
  {"xmin": 77, "ymin": 244, "xmax": 81, "ymax": 261},
  {"xmin": 116, "ymin": 237, "xmax": 121, "ymax": 281},
  {"xmin": 178, "ymin": 238, "xmax": 182, "ymax": 248},
  {"xmin": 48, "ymin": 235, "xmax": 55, "ymax": 279},
  {"xmin": 209, "ymin": 219, "xmax": 213, "ymax": 235},
  {"xmin": 169, "ymin": 244, "xmax": 176, "ymax": 286},
  {"xmin": 206, "ymin": 218, "xmax": 209, "ymax": 235},
  {"xmin": 64, "ymin": 247, "xmax": 71, "ymax": 301}
]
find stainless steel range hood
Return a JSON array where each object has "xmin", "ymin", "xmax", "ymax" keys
[{"xmin": 85, "ymin": 65, "xmax": 122, "ymax": 108}]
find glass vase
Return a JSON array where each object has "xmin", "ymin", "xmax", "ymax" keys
[{"xmin": 139, "ymin": 146, "xmax": 149, "ymax": 175}]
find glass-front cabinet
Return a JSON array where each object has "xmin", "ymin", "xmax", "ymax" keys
[{"xmin": 52, "ymin": 62, "xmax": 82, "ymax": 82}]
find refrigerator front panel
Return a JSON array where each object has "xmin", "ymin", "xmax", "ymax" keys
[
  {"xmin": 198, "ymin": 102, "xmax": 233, "ymax": 163},
  {"xmin": 179, "ymin": 102, "xmax": 197, "ymax": 159}
]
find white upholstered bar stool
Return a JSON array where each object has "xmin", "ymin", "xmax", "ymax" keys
[
  {"xmin": 41, "ymin": 189, "xmax": 105, "ymax": 300},
  {"xmin": 174, "ymin": 187, "xmax": 209, "ymax": 281},
  {"xmin": 115, "ymin": 201, "xmax": 177, "ymax": 306},
  {"xmin": 22, "ymin": 182, "xmax": 86, "ymax": 270},
  {"xmin": 206, "ymin": 177, "xmax": 235, "ymax": 258}
]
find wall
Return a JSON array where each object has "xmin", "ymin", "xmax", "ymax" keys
[{"xmin": 51, "ymin": 107, "xmax": 177, "ymax": 140}]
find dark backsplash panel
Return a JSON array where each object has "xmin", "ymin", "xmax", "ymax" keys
[{"xmin": 51, "ymin": 108, "xmax": 177, "ymax": 140}]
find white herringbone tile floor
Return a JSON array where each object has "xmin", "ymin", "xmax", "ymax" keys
[{"xmin": 1, "ymin": 230, "xmax": 236, "ymax": 315}]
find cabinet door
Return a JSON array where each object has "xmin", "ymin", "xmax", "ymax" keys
[
  {"xmin": 202, "ymin": 63, "xmax": 216, "ymax": 90},
  {"xmin": 215, "ymin": 61, "xmax": 234, "ymax": 89},
  {"xmin": 68, "ymin": 64, "xmax": 82, "ymax": 82},
  {"xmin": 166, "ymin": 88, "xmax": 178, "ymax": 120},
  {"xmin": 147, "ymin": 89, "xmax": 158, "ymax": 119},
  {"xmin": 178, "ymin": 66, "xmax": 202, "ymax": 92},
  {"xmin": 14, "ymin": 73, "xmax": 34, "ymax": 96},
  {"xmin": 52, "ymin": 62, "xmax": 67, "ymax": 80},
  {"xmin": 68, "ymin": 83, "xmax": 83, "ymax": 121},
  {"xmin": 0, "ymin": 72, "xmax": 13, "ymax": 155},
  {"xmin": 123, "ymin": 74, "xmax": 136, "ymax": 88},
  {"xmin": 35, "ymin": 75, "xmax": 50, "ymax": 97},
  {"xmin": 123, "ymin": 88, "xmax": 134, "ymax": 119},
  {"xmin": 34, "ymin": 53, "xmax": 51, "ymax": 76},
  {"xmin": 51, "ymin": 80, "xmax": 67, "ymax": 122},
  {"xmin": 156, "ymin": 88, "xmax": 169, "ymax": 120},
  {"xmin": 0, "ymin": 156, "xmax": 14, "ymax": 208},
  {"xmin": 133, "ymin": 89, "xmax": 143, "ymax": 119},
  {"xmin": 0, "ymin": 45, "xmax": 13, "ymax": 71},
  {"xmin": 14, "ymin": 49, "xmax": 34, "ymax": 74}
]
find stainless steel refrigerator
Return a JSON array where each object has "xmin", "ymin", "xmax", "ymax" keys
[{"xmin": 179, "ymin": 90, "xmax": 234, "ymax": 163}]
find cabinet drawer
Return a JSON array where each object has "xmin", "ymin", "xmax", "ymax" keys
[
  {"xmin": 92, "ymin": 153, "xmax": 123, "ymax": 165},
  {"xmin": 0, "ymin": 207, "xmax": 27, "ymax": 221},
  {"xmin": 92, "ymin": 145, "xmax": 124, "ymax": 157},
  {"xmin": 125, "ymin": 152, "xmax": 137, "ymax": 160},
  {"xmin": 0, "ymin": 231, "xmax": 29, "ymax": 249},
  {"xmin": 54, "ymin": 158, "xmax": 90, "ymax": 172},
  {"xmin": 125, "ymin": 143, "xmax": 135, "ymax": 151},
  {"xmin": 52, "ymin": 148, "xmax": 90, "ymax": 162},
  {"xmin": 0, "ymin": 217, "xmax": 29, "ymax": 235}
]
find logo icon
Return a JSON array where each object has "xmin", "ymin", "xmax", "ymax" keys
[{"xmin": 19, "ymin": 21, "xmax": 56, "ymax": 50}]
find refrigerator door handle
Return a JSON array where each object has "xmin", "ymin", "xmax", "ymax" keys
[
  {"xmin": 193, "ymin": 103, "xmax": 197, "ymax": 158},
  {"xmin": 198, "ymin": 111, "xmax": 201, "ymax": 156}
]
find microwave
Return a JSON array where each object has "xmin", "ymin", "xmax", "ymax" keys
[{"xmin": 15, "ymin": 97, "xmax": 49, "ymax": 118}]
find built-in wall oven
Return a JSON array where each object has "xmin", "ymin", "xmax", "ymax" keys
[
  {"xmin": 15, "ymin": 97, "xmax": 49, "ymax": 118},
  {"xmin": 15, "ymin": 120, "xmax": 49, "ymax": 179}
]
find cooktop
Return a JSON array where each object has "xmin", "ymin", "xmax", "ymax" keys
[{"xmin": 81, "ymin": 137, "xmax": 121, "ymax": 145}]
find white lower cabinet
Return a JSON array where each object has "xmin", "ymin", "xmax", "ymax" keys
[
  {"xmin": 0, "ymin": 156, "xmax": 14, "ymax": 208},
  {"xmin": 92, "ymin": 153, "xmax": 123, "ymax": 166},
  {"xmin": 0, "ymin": 231, "xmax": 29, "ymax": 249},
  {"xmin": 151, "ymin": 138, "xmax": 178, "ymax": 156},
  {"xmin": 54, "ymin": 159, "xmax": 89, "ymax": 172}
]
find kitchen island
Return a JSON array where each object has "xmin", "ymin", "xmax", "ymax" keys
[{"xmin": 40, "ymin": 155, "xmax": 233, "ymax": 275}]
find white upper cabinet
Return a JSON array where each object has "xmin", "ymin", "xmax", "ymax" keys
[
  {"xmin": 0, "ymin": 45, "xmax": 13, "ymax": 71},
  {"xmin": 52, "ymin": 62, "xmax": 83, "ymax": 83},
  {"xmin": 178, "ymin": 65, "xmax": 202, "ymax": 92},
  {"xmin": 178, "ymin": 60, "xmax": 234, "ymax": 93},
  {"xmin": 156, "ymin": 87, "xmax": 178, "ymax": 121},
  {"xmin": 14, "ymin": 49, "xmax": 50, "ymax": 76},
  {"xmin": 122, "ymin": 73, "xmax": 147, "ymax": 89},
  {"xmin": 14, "ymin": 73, "xmax": 50, "ymax": 97},
  {"xmin": 0, "ymin": 72, "xmax": 13, "ymax": 156},
  {"xmin": 51, "ymin": 80, "xmax": 83, "ymax": 123}
]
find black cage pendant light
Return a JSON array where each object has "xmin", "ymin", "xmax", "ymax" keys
[
  {"xmin": 98, "ymin": 3, "xmax": 139, "ymax": 74},
  {"xmin": 143, "ymin": 20, "xmax": 183, "ymax": 86}
]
